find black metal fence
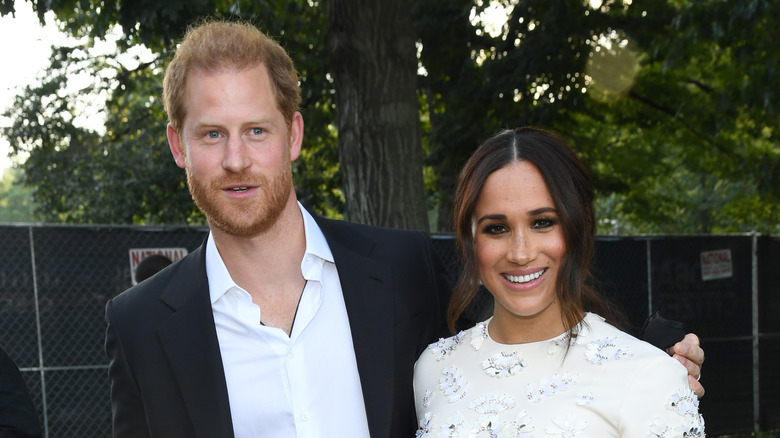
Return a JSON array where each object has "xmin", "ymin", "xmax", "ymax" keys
[{"xmin": 1, "ymin": 224, "xmax": 778, "ymax": 436}]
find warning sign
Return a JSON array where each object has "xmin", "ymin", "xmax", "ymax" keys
[{"xmin": 700, "ymin": 249, "xmax": 733, "ymax": 281}]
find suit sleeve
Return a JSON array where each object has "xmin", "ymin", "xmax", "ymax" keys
[
  {"xmin": 422, "ymin": 234, "xmax": 453, "ymax": 340},
  {"xmin": 105, "ymin": 299, "xmax": 152, "ymax": 438},
  {"xmin": 0, "ymin": 347, "xmax": 42, "ymax": 438}
]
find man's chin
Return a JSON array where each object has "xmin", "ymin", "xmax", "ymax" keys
[{"xmin": 208, "ymin": 216, "xmax": 275, "ymax": 238}]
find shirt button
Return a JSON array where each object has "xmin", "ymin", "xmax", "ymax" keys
[
  {"xmin": 288, "ymin": 350, "xmax": 294, "ymax": 358},
  {"xmin": 302, "ymin": 412, "xmax": 310, "ymax": 421}
]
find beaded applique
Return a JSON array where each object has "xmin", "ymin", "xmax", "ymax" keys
[
  {"xmin": 667, "ymin": 387, "xmax": 700, "ymax": 417},
  {"xmin": 430, "ymin": 331, "xmax": 466, "ymax": 361},
  {"xmin": 439, "ymin": 367, "xmax": 470, "ymax": 402},
  {"xmin": 471, "ymin": 321, "xmax": 489, "ymax": 350},
  {"xmin": 585, "ymin": 337, "xmax": 632, "ymax": 365},
  {"xmin": 482, "ymin": 351, "xmax": 527, "ymax": 377},
  {"xmin": 648, "ymin": 387, "xmax": 706, "ymax": 437},
  {"xmin": 469, "ymin": 392, "xmax": 517, "ymax": 415},
  {"xmin": 548, "ymin": 332, "xmax": 572, "ymax": 355},
  {"xmin": 526, "ymin": 372, "xmax": 578, "ymax": 403},
  {"xmin": 422, "ymin": 389, "xmax": 432, "ymax": 408},
  {"xmin": 506, "ymin": 410, "xmax": 535, "ymax": 438},
  {"xmin": 545, "ymin": 415, "xmax": 589, "ymax": 437},
  {"xmin": 415, "ymin": 411, "xmax": 432, "ymax": 438},
  {"xmin": 576, "ymin": 392, "xmax": 595, "ymax": 406}
]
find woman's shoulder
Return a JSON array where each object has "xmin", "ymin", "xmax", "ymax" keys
[
  {"xmin": 575, "ymin": 313, "xmax": 685, "ymax": 371},
  {"xmin": 417, "ymin": 320, "xmax": 489, "ymax": 366}
]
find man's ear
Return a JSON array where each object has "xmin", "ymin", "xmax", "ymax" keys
[
  {"xmin": 167, "ymin": 123, "xmax": 187, "ymax": 169},
  {"xmin": 288, "ymin": 111, "xmax": 303, "ymax": 162}
]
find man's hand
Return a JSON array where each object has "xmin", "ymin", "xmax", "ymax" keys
[{"xmin": 668, "ymin": 333, "xmax": 705, "ymax": 398}]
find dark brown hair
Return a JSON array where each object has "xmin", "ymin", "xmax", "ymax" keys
[{"xmin": 448, "ymin": 127, "xmax": 617, "ymax": 335}]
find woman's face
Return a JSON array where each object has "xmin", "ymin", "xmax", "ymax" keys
[{"xmin": 473, "ymin": 160, "xmax": 566, "ymax": 334}]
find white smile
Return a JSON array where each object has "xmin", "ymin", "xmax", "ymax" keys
[
  {"xmin": 503, "ymin": 269, "xmax": 545, "ymax": 284},
  {"xmin": 230, "ymin": 187, "xmax": 249, "ymax": 192}
]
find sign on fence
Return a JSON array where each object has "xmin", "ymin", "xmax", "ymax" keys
[
  {"xmin": 128, "ymin": 247, "xmax": 189, "ymax": 284},
  {"xmin": 700, "ymin": 249, "xmax": 733, "ymax": 281}
]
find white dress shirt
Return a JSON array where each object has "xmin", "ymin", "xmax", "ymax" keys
[{"xmin": 208, "ymin": 202, "xmax": 370, "ymax": 437}]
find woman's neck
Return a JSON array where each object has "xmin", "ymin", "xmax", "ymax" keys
[{"xmin": 488, "ymin": 301, "xmax": 581, "ymax": 345}]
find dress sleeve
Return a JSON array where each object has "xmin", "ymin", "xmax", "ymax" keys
[{"xmin": 618, "ymin": 354, "xmax": 705, "ymax": 437}]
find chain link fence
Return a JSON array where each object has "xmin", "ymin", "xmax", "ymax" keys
[{"xmin": 1, "ymin": 225, "xmax": 778, "ymax": 436}]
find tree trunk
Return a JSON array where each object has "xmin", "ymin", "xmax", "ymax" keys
[{"xmin": 328, "ymin": 0, "xmax": 428, "ymax": 231}]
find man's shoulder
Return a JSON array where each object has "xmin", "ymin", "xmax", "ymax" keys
[
  {"xmin": 111, "ymin": 246, "xmax": 205, "ymax": 309},
  {"xmin": 314, "ymin": 215, "xmax": 429, "ymax": 241}
]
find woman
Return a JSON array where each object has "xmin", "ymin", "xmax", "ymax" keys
[{"xmin": 414, "ymin": 128, "xmax": 705, "ymax": 437}]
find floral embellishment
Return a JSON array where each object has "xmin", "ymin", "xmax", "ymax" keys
[
  {"xmin": 546, "ymin": 414, "xmax": 589, "ymax": 437},
  {"xmin": 526, "ymin": 373, "xmax": 577, "ymax": 403},
  {"xmin": 548, "ymin": 332, "xmax": 572, "ymax": 355},
  {"xmin": 464, "ymin": 418, "xmax": 502, "ymax": 438},
  {"xmin": 422, "ymin": 389, "xmax": 432, "ymax": 408},
  {"xmin": 482, "ymin": 351, "xmax": 527, "ymax": 377},
  {"xmin": 506, "ymin": 410, "xmax": 535, "ymax": 438},
  {"xmin": 576, "ymin": 392, "xmax": 594, "ymax": 406},
  {"xmin": 469, "ymin": 392, "xmax": 517, "ymax": 415},
  {"xmin": 584, "ymin": 337, "xmax": 632, "ymax": 365},
  {"xmin": 430, "ymin": 331, "xmax": 466, "ymax": 361},
  {"xmin": 439, "ymin": 367, "xmax": 470, "ymax": 402},
  {"xmin": 667, "ymin": 387, "xmax": 700, "ymax": 417},
  {"xmin": 415, "ymin": 411, "xmax": 432, "ymax": 438},
  {"xmin": 471, "ymin": 321, "xmax": 489, "ymax": 350},
  {"xmin": 648, "ymin": 415, "xmax": 705, "ymax": 438},
  {"xmin": 648, "ymin": 387, "xmax": 705, "ymax": 437}
]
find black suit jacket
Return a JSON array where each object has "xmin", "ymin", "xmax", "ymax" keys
[
  {"xmin": 0, "ymin": 347, "xmax": 42, "ymax": 438},
  {"xmin": 105, "ymin": 215, "xmax": 450, "ymax": 438}
]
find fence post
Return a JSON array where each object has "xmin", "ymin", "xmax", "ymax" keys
[
  {"xmin": 29, "ymin": 227, "xmax": 49, "ymax": 437},
  {"xmin": 646, "ymin": 238, "xmax": 652, "ymax": 315},
  {"xmin": 751, "ymin": 233, "xmax": 759, "ymax": 431}
]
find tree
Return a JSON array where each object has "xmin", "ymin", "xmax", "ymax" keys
[
  {"xmin": 414, "ymin": 0, "xmax": 780, "ymax": 233},
  {"xmin": 328, "ymin": 0, "xmax": 428, "ymax": 230},
  {"xmin": 1, "ymin": 0, "xmax": 344, "ymax": 225},
  {"xmin": 2, "ymin": 0, "xmax": 778, "ymax": 233},
  {"xmin": 1, "ymin": 42, "xmax": 200, "ymax": 223},
  {"xmin": 3, "ymin": 0, "xmax": 424, "ymax": 229}
]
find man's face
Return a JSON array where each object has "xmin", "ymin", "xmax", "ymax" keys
[{"xmin": 167, "ymin": 64, "xmax": 303, "ymax": 237}]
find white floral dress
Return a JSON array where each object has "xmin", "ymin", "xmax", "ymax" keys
[{"xmin": 413, "ymin": 313, "xmax": 705, "ymax": 437}]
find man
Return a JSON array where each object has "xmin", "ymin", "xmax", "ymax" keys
[{"xmin": 105, "ymin": 20, "xmax": 704, "ymax": 438}]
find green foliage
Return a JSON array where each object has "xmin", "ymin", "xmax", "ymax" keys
[
  {"xmin": 0, "ymin": 167, "xmax": 38, "ymax": 222},
  {"xmin": 439, "ymin": 0, "xmax": 780, "ymax": 234},
  {"xmin": 1, "ymin": 0, "xmax": 340, "ymax": 224},
  {"xmin": 1, "ymin": 42, "xmax": 200, "ymax": 224},
  {"xmin": 569, "ymin": 0, "xmax": 780, "ymax": 233},
  {"xmin": 1, "ymin": 0, "xmax": 778, "ymax": 233}
]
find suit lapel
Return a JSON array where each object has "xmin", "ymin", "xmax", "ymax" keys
[
  {"xmin": 316, "ymin": 217, "xmax": 395, "ymax": 438},
  {"xmin": 156, "ymin": 245, "xmax": 235, "ymax": 438}
]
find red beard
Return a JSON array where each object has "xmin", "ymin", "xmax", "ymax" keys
[{"xmin": 187, "ymin": 166, "xmax": 294, "ymax": 238}]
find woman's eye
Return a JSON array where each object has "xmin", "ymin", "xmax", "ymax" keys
[
  {"xmin": 533, "ymin": 218, "xmax": 557, "ymax": 229},
  {"xmin": 482, "ymin": 224, "xmax": 507, "ymax": 235}
]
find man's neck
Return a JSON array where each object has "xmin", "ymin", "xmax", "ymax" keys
[{"xmin": 210, "ymin": 198, "xmax": 308, "ymax": 334}]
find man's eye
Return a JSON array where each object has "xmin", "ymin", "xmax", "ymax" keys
[
  {"xmin": 207, "ymin": 131, "xmax": 220, "ymax": 139},
  {"xmin": 251, "ymin": 128, "xmax": 264, "ymax": 135}
]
